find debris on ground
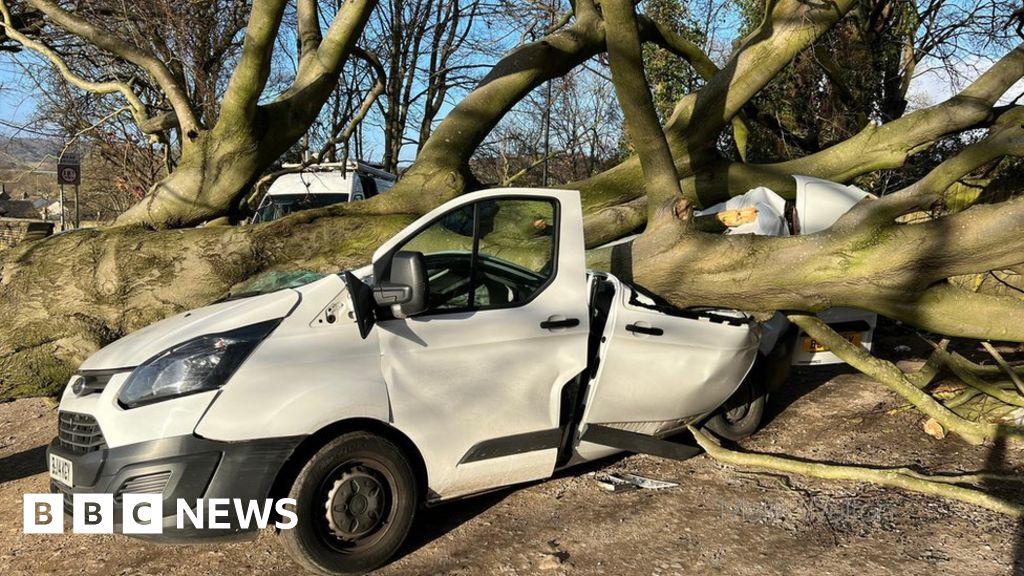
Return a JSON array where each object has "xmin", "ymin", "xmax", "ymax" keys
[
  {"xmin": 593, "ymin": 473, "xmax": 679, "ymax": 492},
  {"xmin": 538, "ymin": 540, "xmax": 572, "ymax": 571}
]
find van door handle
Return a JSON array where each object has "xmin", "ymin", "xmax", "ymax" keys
[
  {"xmin": 540, "ymin": 318, "xmax": 580, "ymax": 330},
  {"xmin": 626, "ymin": 323, "xmax": 664, "ymax": 336}
]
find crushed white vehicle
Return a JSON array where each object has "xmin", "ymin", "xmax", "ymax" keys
[{"xmin": 48, "ymin": 180, "xmax": 874, "ymax": 575}]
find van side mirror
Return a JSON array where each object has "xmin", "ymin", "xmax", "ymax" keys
[{"xmin": 374, "ymin": 251, "xmax": 428, "ymax": 317}]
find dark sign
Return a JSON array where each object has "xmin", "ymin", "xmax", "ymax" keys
[{"xmin": 57, "ymin": 151, "xmax": 81, "ymax": 186}]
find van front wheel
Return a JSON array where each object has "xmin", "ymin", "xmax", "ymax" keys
[{"xmin": 280, "ymin": 432, "xmax": 418, "ymax": 575}]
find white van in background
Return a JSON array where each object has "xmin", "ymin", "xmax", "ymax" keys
[{"xmin": 252, "ymin": 161, "xmax": 397, "ymax": 224}]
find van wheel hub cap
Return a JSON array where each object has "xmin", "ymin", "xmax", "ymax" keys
[{"xmin": 325, "ymin": 468, "xmax": 386, "ymax": 540}]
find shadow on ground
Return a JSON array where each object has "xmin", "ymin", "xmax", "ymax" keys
[
  {"xmin": 394, "ymin": 452, "xmax": 629, "ymax": 562},
  {"xmin": 0, "ymin": 444, "xmax": 47, "ymax": 484}
]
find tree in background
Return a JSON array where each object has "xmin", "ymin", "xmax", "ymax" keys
[
  {"xmin": 472, "ymin": 64, "xmax": 624, "ymax": 186},
  {"xmin": 734, "ymin": 0, "xmax": 1020, "ymax": 168}
]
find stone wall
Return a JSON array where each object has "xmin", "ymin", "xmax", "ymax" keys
[{"xmin": 0, "ymin": 218, "xmax": 54, "ymax": 249}]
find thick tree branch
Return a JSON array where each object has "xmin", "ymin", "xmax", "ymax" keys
[
  {"xmin": 833, "ymin": 107, "xmax": 1024, "ymax": 232},
  {"xmin": 672, "ymin": 0, "xmax": 857, "ymax": 144},
  {"xmin": 568, "ymin": 0, "xmax": 859, "ymax": 215},
  {"xmin": 637, "ymin": 13, "xmax": 751, "ymax": 161},
  {"xmin": 603, "ymin": 0, "xmax": 687, "ymax": 217},
  {"xmin": 584, "ymin": 197, "xmax": 647, "ymax": 247},
  {"xmin": 296, "ymin": 0, "xmax": 323, "ymax": 64},
  {"xmin": 117, "ymin": 0, "xmax": 378, "ymax": 229},
  {"xmin": 291, "ymin": 0, "xmax": 377, "ymax": 93},
  {"xmin": 616, "ymin": 188, "xmax": 1024, "ymax": 345},
  {"xmin": 857, "ymin": 108, "xmax": 1024, "ymax": 223},
  {"xmin": 862, "ymin": 285, "xmax": 1024, "ymax": 343},
  {"xmin": 262, "ymin": 0, "xmax": 377, "ymax": 148},
  {"xmin": 218, "ymin": 0, "xmax": 289, "ymax": 127},
  {"xmin": 576, "ymin": 43, "xmax": 1024, "ymax": 244}
]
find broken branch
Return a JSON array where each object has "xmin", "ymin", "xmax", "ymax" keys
[{"xmin": 689, "ymin": 426, "xmax": 1024, "ymax": 517}]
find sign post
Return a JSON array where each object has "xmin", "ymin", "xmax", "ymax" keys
[{"xmin": 57, "ymin": 151, "xmax": 81, "ymax": 230}]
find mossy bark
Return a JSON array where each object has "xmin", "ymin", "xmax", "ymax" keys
[{"xmin": 0, "ymin": 204, "xmax": 413, "ymax": 400}]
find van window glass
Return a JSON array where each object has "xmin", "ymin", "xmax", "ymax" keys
[
  {"xmin": 254, "ymin": 193, "xmax": 348, "ymax": 223},
  {"xmin": 397, "ymin": 198, "xmax": 556, "ymax": 312},
  {"xmin": 401, "ymin": 204, "xmax": 476, "ymax": 310}
]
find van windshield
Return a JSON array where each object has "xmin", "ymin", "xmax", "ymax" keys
[{"xmin": 254, "ymin": 193, "xmax": 349, "ymax": 223}]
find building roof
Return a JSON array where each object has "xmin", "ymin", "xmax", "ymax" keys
[{"xmin": 0, "ymin": 198, "xmax": 43, "ymax": 219}]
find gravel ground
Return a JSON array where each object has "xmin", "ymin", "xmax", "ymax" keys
[{"xmin": 2, "ymin": 360, "xmax": 1023, "ymax": 575}]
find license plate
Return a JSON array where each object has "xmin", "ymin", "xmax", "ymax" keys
[
  {"xmin": 49, "ymin": 453, "xmax": 73, "ymax": 487},
  {"xmin": 803, "ymin": 331, "xmax": 862, "ymax": 353}
]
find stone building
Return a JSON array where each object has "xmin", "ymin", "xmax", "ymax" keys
[{"xmin": 0, "ymin": 187, "xmax": 54, "ymax": 249}]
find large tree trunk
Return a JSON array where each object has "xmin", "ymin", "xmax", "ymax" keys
[
  {"xmin": 115, "ymin": 130, "xmax": 277, "ymax": 227},
  {"xmin": 0, "ymin": 200, "xmax": 416, "ymax": 399}
]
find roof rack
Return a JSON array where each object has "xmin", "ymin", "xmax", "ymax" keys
[{"xmin": 278, "ymin": 160, "xmax": 396, "ymax": 181}]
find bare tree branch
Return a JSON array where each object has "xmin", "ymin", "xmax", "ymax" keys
[
  {"xmin": 0, "ymin": 0, "xmax": 157, "ymax": 132},
  {"xmin": 604, "ymin": 0, "xmax": 688, "ymax": 219},
  {"xmin": 25, "ymin": 0, "xmax": 199, "ymax": 134}
]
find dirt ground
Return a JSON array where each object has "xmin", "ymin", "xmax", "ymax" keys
[{"xmin": 2, "ymin": 349, "xmax": 1023, "ymax": 575}]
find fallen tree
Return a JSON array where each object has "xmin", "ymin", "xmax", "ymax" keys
[{"xmin": 1, "ymin": 0, "xmax": 1023, "ymax": 514}]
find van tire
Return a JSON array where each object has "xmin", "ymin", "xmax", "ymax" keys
[
  {"xmin": 279, "ymin": 432, "xmax": 418, "ymax": 575},
  {"xmin": 702, "ymin": 358, "xmax": 767, "ymax": 441}
]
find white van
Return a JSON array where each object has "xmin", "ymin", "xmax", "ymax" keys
[
  {"xmin": 252, "ymin": 161, "xmax": 397, "ymax": 224},
  {"xmin": 47, "ymin": 182, "xmax": 874, "ymax": 575}
]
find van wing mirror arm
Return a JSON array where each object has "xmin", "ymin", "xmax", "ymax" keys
[{"xmin": 342, "ymin": 271, "xmax": 377, "ymax": 339}]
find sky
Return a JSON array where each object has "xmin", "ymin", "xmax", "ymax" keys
[
  {"xmin": 1, "ymin": 12, "xmax": 1021, "ymax": 153},
  {"xmin": 0, "ymin": 54, "xmax": 44, "ymax": 135},
  {"xmin": 908, "ymin": 55, "xmax": 1024, "ymax": 109}
]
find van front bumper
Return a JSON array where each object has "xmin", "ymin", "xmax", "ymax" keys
[{"xmin": 47, "ymin": 433, "xmax": 304, "ymax": 542}]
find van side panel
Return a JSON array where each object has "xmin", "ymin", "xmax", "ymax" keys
[{"xmin": 579, "ymin": 281, "xmax": 760, "ymax": 430}]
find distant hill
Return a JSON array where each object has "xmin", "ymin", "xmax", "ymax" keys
[{"xmin": 0, "ymin": 137, "xmax": 61, "ymax": 169}]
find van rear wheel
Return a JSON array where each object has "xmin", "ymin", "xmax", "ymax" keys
[{"xmin": 279, "ymin": 432, "xmax": 418, "ymax": 575}]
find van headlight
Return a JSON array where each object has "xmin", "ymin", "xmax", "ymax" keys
[{"xmin": 118, "ymin": 320, "xmax": 279, "ymax": 409}]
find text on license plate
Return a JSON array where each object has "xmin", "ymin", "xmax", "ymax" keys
[
  {"xmin": 49, "ymin": 453, "xmax": 73, "ymax": 487},
  {"xmin": 803, "ymin": 331, "xmax": 862, "ymax": 353}
]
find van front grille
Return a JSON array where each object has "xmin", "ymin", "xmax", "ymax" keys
[{"xmin": 57, "ymin": 411, "xmax": 106, "ymax": 454}]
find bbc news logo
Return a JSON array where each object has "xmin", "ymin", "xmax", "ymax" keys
[{"xmin": 23, "ymin": 494, "xmax": 297, "ymax": 534}]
